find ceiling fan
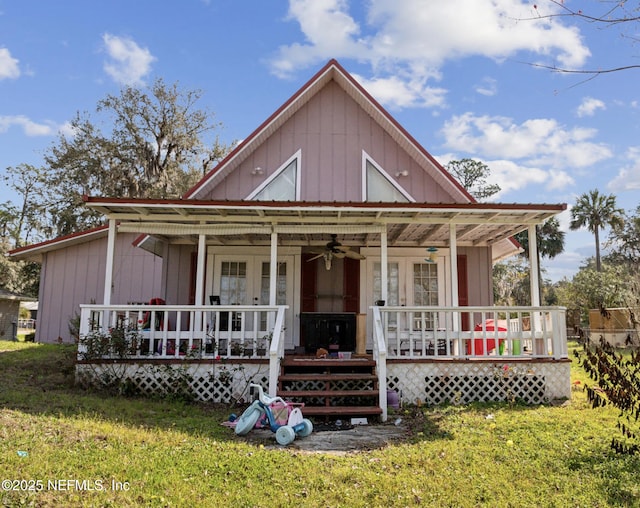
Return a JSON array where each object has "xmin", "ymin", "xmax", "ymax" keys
[{"xmin": 307, "ymin": 234, "xmax": 366, "ymax": 270}]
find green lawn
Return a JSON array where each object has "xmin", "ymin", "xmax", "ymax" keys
[{"xmin": 1, "ymin": 340, "xmax": 638, "ymax": 507}]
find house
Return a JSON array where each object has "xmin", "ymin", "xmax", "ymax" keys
[
  {"xmin": 0, "ymin": 289, "xmax": 36, "ymax": 341},
  {"xmin": 10, "ymin": 60, "xmax": 569, "ymax": 419},
  {"xmin": 18, "ymin": 301, "xmax": 38, "ymax": 330}
]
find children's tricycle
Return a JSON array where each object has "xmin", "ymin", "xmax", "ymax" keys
[{"xmin": 234, "ymin": 383, "xmax": 313, "ymax": 445}]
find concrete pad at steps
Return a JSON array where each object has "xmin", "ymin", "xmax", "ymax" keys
[{"xmin": 237, "ymin": 423, "xmax": 410, "ymax": 454}]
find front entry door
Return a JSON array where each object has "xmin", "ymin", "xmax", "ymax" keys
[{"xmin": 299, "ymin": 254, "xmax": 361, "ymax": 350}]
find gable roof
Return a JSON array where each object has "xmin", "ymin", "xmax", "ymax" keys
[
  {"xmin": 8, "ymin": 225, "xmax": 109, "ymax": 262},
  {"xmin": 0, "ymin": 288, "xmax": 36, "ymax": 302},
  {"xmin": 184, "ymin": 59, "xmax": 475, "ymax": 203},
  {"xmin": 10, "ymin": 60, "xmax": 567, "ymax": 263}
]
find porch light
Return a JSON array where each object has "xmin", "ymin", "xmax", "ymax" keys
[
  {"xmin": 251, "ymin": 166, "xmax": 264, "ymax": 175},
  {"xmin": 324, "ymin": 252, "xmax": 332, "ymax": 270},
  {"xmin": 425, "ymin": 247, "xmax": 438, "ymax": 263}
]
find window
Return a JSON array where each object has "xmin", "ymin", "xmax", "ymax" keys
[
  {"xmin": 248, "ymin": 151, "xmax": 300, "ymax": 201},
  {"xmin": 413, "ymin": 263, "xmax": 438, "ymax": 306},
  {"xmin": 260, "ymin": 262, "xmax": 287, "ymax": 305},
  {"xmin": 220, "ymin": 262, "xmax": 247, "ymax": 305},
  {"xmin": 363, "ymin": 155, "xmax": 413, "ymax": 202},
  {"xmin": 374, "ymin": 262, "xmax": 399, "ymax": 325},
  {"xmin": 373, "ymin": 262, "xmax": 400, "ymax": 307},
  {"xmin": 260, "ymin": 262, "xmax": 287, "ymax": 330}
]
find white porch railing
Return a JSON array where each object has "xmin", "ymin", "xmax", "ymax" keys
[
  {"xmin": 372, "ymin": 305, "xmax": 568, "ymax": 422},
  {"xmin": 77, "ymin": 304, "xmax": 288, "ymax": 361},
  {"xmin": 372, "ymin": 306, "xmax": 568, "ymax": 360}
]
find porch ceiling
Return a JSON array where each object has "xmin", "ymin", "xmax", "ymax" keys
[{"xmin": 85, "ymin": 197, "xmax": 566, "ymax": 249}]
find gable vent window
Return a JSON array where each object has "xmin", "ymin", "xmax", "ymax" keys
[
  {"xmin": 364, "ymin": 156, "xmax": 412, "ymax": 202},
  {"xmin": 248, "ymin": 151, "xmax": 300, "ymax": 201}
]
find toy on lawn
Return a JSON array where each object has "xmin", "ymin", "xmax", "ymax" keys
[{"xmin": 234, "ymin": 383, "xmax": 313, "ymax": 445}]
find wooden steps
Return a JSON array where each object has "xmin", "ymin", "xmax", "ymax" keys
[
  {"xmin": 278, "ymin": 357, "xmax": 381, "ymax": 420},
  {"xmin": 300, "ymin": 405, "xmax": 382, "ymax": 417}
]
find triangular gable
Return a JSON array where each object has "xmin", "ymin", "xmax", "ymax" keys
[
  {"xmin": 246, "ymin": 150, "xmax": 301, "ymax": 201},
  {"xmin": 183, "ymin": 59, "xmax": 475, "ymax": 204},
  {"xmin": 363, "ymin": 151, "xmax": 414, "ymax": 202}
]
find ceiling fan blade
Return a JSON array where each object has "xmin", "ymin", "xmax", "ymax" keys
[
  {"xmin": 333, "ymin": 251, "xmax": 346, "ymax": 258},
  {"xmin": 345, "ymin": 250, "xmax": 366, "ymax": 260},
  {"xmin": 306, "ymin": 253, "xmax": 325, "ymax": 262}
]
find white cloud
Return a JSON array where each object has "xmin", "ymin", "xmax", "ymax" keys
[
  {"xmin": 576, "ymin": 97, "xmax": 605, "ymax": 117},
  {"xmin": 546, "ymin": 169, "xmax": 575, "ymax": 191},
  {"xmin": 352, "ymin": 73, "xmax": 447, "ymax": 109},
  {"xmin": 102, "ymin": 34, "xmax": 156, "ymax": 86},
  {"xmin": 475, "ymin": 77, "xmax": 498, "ymax": 97},
  {"xmin": 270, "ymin": 0, "xmax": 590, "ymax": 100},
  {"xmin": 435, "ymin": 154, "xmax": 566, "ymax": 201},
  {"xmin": 607, "ymin": 147, "xmax": 640, "ymax": 192},
  {"xmin": 479, "ymin": 159, "xmax": 549, "ymax": 199},
  {"xmin": 0, "ymin": 115, "xmax": 56, "ymax": 136},
  {"xmin": 440, "ymin": 112, "xmax": 612, "ymax": 169},
  {"xmin": 270, "ymin": 0, "xmax": 367, "ymax": 78},
  {"xmin": 0, "ymin": 47, "xmax": 20, "ymax": 79}
]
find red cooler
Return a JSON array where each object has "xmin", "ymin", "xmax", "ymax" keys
[{"xmin": 468, "ymin": 319, "xmax": 507, "ymax": 355}]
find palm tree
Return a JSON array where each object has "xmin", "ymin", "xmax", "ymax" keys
[{"xmin": 570, "ymin": 190, "xmax": 624, "ymax": 272}]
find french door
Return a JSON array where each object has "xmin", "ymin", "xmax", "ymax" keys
[{"xmin": 210, "ymin": 255, "xmax": 295, "ymax": 344}]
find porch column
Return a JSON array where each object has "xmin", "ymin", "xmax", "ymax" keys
[
  {"xmin": 269, "ymin": 231, "xmax": 278, "ymax": 305},
  {"xmin": 195, "ymin": 234, "xmax": 207, "ymax": 333},
  {"xmin": 449, "ymin": 224, "xmax": 459, "ymax": 308},
  {"xmin": 528, "ymin": 225, "xmax": 540, "ymax": 307},
  {"xmin": 449, "ymin": 224, "xmax": 459, "ymax": 334},
  {"xmin": 195, "ymin": 234, "xmax": 206, "ymax": 306},
  {"xmin": 103, "ymin": 219, "xmax": 117, "ymax": 305},
  {"xmin": 380, "ymin": 228, "xmax": 388, "ymax": 304}
]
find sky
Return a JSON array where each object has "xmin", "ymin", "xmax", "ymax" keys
[{"xmin": 1, "ymin": 0, "xmax": 639, "ymax": 282}]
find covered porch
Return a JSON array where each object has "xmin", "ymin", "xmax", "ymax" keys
[{"xmin": 76, "ymin": 197, "xmax": 570, "ymax": 420}]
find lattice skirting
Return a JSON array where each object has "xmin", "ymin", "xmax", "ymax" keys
[
  {"xmin": 76, "ymin": 362, "xmax": 269, "ymax": 403},
  {"xmin": 387, "ymin": 361, "xmax": 571, "ymax": 406},
  {"xmin": 77, "ymin": 360, "xmax": 570, "ymax": 406}
]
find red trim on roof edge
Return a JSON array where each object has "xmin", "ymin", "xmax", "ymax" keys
[
  {"xmin": 83, "ymin": 195, "xmax": 566, "ymax": 211},
  {"xmin": 7, "ymin": 224, "xmax": 109, "ymax": 256}
]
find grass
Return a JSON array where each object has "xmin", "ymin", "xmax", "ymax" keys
[{"xmin": 1, "ymin": 340, "xmax": 639, "ymax": 507}]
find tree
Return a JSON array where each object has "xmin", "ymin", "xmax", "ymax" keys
[
  {"xmin": 2, "ymin": 164, "xmax": 48, "ymax": 246},
  {"xmin": 493, "ymin": 257, "xmax": 530, "ymax": 306},
  {"xmin": 44, "ymin": 78, "xmax": 230, "ymax": 236},
  {"xmin": 514, "ymin": 217, "xmax": 565, "ymax": 303},
  {"xmin": 445, "ymin": 159, "xmax": 501, "ymax": 201},
  {"xmin": 570, "ymin": 190, "xmax": 624, "ymax": 272},
  {"xmin": 515, "ymin": 217, "xmax": 565, "ymax": 261},
  {"xmin": 607, "ymin": 205, "xmax": 640, "ymax": 265},
  {"xmin": 0, "ymin": 165, "xmax": 47, "ymax": 295},
  {"xmin": 556, "ymin": 261, "xmax": 634, "ymax": 323}
]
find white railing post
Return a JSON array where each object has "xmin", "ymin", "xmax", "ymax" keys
[
  {"xmin": 77, "ymin": 305, "xmax": 90, "ymax": 359},
  {"xmin": 552, "ymin": 307, "xmax": 568, "ymax": 359},
  {"xmin": 372, "ymin": 306, "xmax": 388, "ymax": 422},
  {"xmin": 268, "ymin": 306, "xmax": 288, "ymax": 397}
]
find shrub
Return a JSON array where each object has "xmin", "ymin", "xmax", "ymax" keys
[{"xmin": 576, "ymin": 335, "xmax": 640, "ymax": 454}]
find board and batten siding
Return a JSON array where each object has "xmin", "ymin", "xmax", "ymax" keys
[
  {"xmin": 203, "ymin": 80, "xmax": 459, "ymax": 204},
  {"xmin": 36, "ymin": 233, "xmax": 163, "ymax": 343}
]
